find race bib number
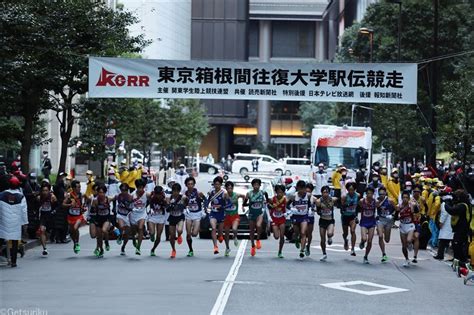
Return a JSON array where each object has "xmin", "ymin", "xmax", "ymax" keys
[
  {"xmin": 272, "ymin": 211, "xmax": 284, "ymax": 218},
  {"xmin": 345, "ymin": 205, "xmax": 356, "ymax": 214},
  {"xmin": 401, "ymin": 217, "xmax": 412, "ymax": 224},
  {"xmin": 40, "ymin": 204, "xmax": 52, "ymax": 212},
  {"xmin": 363, "ymin": 209, "xmax": 374, "ymax": 217},
  {"xmin": 252, "ymin": 202, "xmax": 262, "ymax": 209},
  {"xmin": 69, "ymin": 208, "xmax": 81, "ymax": 216},
  {"xmin": 321, "ymin": 208, "xmax": 332, "ymax": 216}
]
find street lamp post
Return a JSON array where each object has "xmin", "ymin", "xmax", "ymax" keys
[{"xmin": 358, "ymin": 27, "xmax": 374, "ymax": 62}]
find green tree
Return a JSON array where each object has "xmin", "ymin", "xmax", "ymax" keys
[
  {"xmin": 437, "ymin": 71, "xmax": 474, "ymax": 167},
  {"xmin": 299, "ymin": 102, "xmax": 352, "ymax": 135},
  {"xmin": 1, "ymin": 1, "xmax": 58, "ymax": 171},
  {"xmin": 41, "ymin": 0, "xmax": 148, "ymax": 174},
  {"xmin": 334, "ymin": 0, "xmax": 473, "ymax": 162},
  {"xmin": 71, "ymin": 98, "xmax": 131, "ymax": 167}
]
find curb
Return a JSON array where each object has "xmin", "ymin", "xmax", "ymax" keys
[{"xmin": 24, "ymin": 239, "xmax": 41, "ymax": 251}]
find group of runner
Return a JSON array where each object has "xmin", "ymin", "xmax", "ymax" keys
[{"xmin": 35, "ymin": 173, "xmax": 430, "ymax": 266}]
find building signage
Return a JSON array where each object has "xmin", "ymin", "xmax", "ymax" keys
[{"xmin": 89, "ymin": 57, "xmax": 417, "ymax": 104}]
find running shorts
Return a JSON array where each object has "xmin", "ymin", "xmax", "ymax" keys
[
  {"xmin": 224, "ymin": 214, "xmax": 240, "ymax": 228},
  {"xmin": 319, "ymin": 218, "xmax": 335, "ymax": 229},
  {"xmin": 399, "ymin": 223, "xmax": 415, "ymax": 235},
  {"xmin": 377, "ymin": 217, "xmax": 393, "ymax": 230},
  {"xmin": 342, "ymin": 215, "xmax": 356, "ymax": 226},
  {"xmin": 185, "ymin": 210, "xmax": 202, "ymax": 221},
  {"xmin": 291, "ymin": 214, "xmax": 308, "ymax": 224},
  {"xmin": 130, "ymin": 210, "xmax": 147, "ymax": 226},
  {"xmin": 39, "ymin": 212, "xmax": 55, "ymax": 232},
  {"xmin": 147, "ymin": 213, "xmax": 167, "ymax": 225},
  {"xmin": 168, "ymin": 214, "xmax": 185, "ymax": 226},
  {"xmin": 67, "ymin": 215, "xmax": 86, "ymax": 226},
  {"xmin": 271, "ymin": 217, "xmax": 286, "ymax": 227},
  {"xmin": 94, "ymin": 216, "xmax": 110, "ymax": 228},
  {"xmin": 248, "ymin": 209, "xmax": 263, "ymax": 222},
  {"xmin": 307, "ymin": 216, "xmax": 315, "ymax": 225},
  {"xmin": 360, "ymin": 219, "xmax": 377, "ymax": 229},
  {"xmin": 116, "ymin": 213, "xmax": 131, "ymax": 227},
  {"xmin": 209, "ymin": 211, "xmax": 225, "ymax": 223}
]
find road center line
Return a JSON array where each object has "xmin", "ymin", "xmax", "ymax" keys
[{"xmin": 210, "ymin": 239, "xmax": 248, "ymax": 315}]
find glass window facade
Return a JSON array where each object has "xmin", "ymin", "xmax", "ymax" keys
[
  {"xmin": 272, "ymin": 21, "xmax": 315, "ymax": 58},
  {"xmin": 249, "ymin": 20, "xmax": 259, "ymax": 57}
]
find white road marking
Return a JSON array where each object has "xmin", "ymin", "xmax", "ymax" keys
[
  {"xmin": 312, "ymin": 244, "xmax": 362, "ymax": 252},
  {"xmin": 321, "ymin": 280, "xmax": 409, "ymax": 295},
  {"xmin": 210, "ymin": 239, "xmax": 248, "ymax": 315}
]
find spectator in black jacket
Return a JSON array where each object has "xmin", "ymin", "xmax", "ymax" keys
[{"xmin": 445, "ymin": 189, "xmax": 471, "ymax": 263}]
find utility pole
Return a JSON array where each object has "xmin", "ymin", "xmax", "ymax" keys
[{"xmin": 428, "ymin": 0, "xmax": 439, "ymax": 167}]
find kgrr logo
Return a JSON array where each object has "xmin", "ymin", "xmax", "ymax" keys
[{"xmin": 96, "ymin": 67, "xmax": 149, "ymax": 87}]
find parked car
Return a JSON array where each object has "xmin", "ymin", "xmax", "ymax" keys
[
  {"xmin": 195, "ymin": 162, "xmax": 223, "ymax": 175},
  {"xmin": 282, "ymin": 157, "xmax": 311, "ymax": 176},
  {"xmin": 200, "ymin": 177, "xmax": 287, "ymax": 239},
  {"xmin": 231, "ymin": 153, "xmax": 286, "ymax": 176}
]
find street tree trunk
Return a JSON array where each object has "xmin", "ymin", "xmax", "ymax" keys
[
  {"xmin": 20, "ymin": 89, "xmax": 40, "ymax": 173},
  {"xmin": 57, "ymin": 95, "xmax": 75, "ymax": 175}
]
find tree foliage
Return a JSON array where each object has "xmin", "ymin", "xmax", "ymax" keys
[
  {"xmin": 330, "ymin": 0, "xmax": 473, "ymax": 161},
  {"xmin": 1, "ymin": 0, "xmax": 148, "ymax": 173},
  {"xmin": 75, "ymin": 98, "xmax": 210, "ymax": 169}
]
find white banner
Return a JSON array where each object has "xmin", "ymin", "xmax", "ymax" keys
[{"xmin": 88, "ymin": 57, "xmax": 417, "ymax": 104}]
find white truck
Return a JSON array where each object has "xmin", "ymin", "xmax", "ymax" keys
[{"xmin": 310, "ymin": 125, "xmax": 372, "ymax": 181}]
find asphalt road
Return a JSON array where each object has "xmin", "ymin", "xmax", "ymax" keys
[{"xmin": 1, "ymin": 174, "xmax": 472, "ymax": 315}]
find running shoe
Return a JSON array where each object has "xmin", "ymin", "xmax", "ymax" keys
[
  {"xmin": 74, "ymin": 243, "xmax": 81, "ymax": 254},
  {"xmin": 116, "ymin": 236, "xmax": 122, "ymax": 245},
  {"xmin": 412, "ymin": 257, "xmax": 418, "ymax": 264},
  {"xmin": 135, "ymin": 248, "xmax": 141, "ymax": 256},
  {"xmin": 452, "ymin": 259, "xmax": 459, "ymax": 271},
  {"xmin": 120, "ymin": 249, "xmax": 126, "ymax": 256},
  {"xmin": 299, "ymin": 251, "xmax": 305, "ymax": 259},
  {"xmin": 150, "ymin": 234, "xmax": 155, "ymax": 242},
  {"xmin": 351, "ymin": 250, "xmax": 356, "ymax": 256},
  {"xmin": 327, "ymin": 237, "xmax": 333, "ymax": 245},
  {"xmin": 150, "ymin": 250, "xmax": 156, "ymax": 257},
  {"xmin": 359, "ymin": 240, "xmax": 365, "ymax": 250},
  {"xmin": 456, "ymin": 266, "xmax": 463, "ymax": 278},
  {"xmin": 170, "ymin": 250, "xmax": 176, "ymax": 258},
  {"xmin": 403, "ymin": 259, "xmax": 411, "ymax": 267},
  {"xmin": 320, "ymin": 254, "xmax": 327, "ymax": 261},
  {"xmin": 295, "ymin": 238, "xmax": 300, "ymax": 249},
  {"xmin": 305, "ymin": 245, "xmax": 310, "ymax": 257},
  {"xmin": 256, "ymin": 240, "xmax": 262, "ymax": 250},
  {"xmin": 363, "ymin": 256, "xmax": 369, "ymax": 264},
  {"xmin": 381, "ymin": 255, "xmax": 388, "ymax": 263},
  {"xmin": 343, "ymin": 239, "xmax": 349, "ymax": 251},
  {"xmin": 42, "ymin": 249, "xmax": 48, "ymax": 256},
  {"xmin": 214, "ymin": 245, "xmax": 219, "ymax": 255},
  {"xmin": 94, "ymin": 248, "xmax": 100, "ymax": 256},
  {"xmin": 105, "ymin": 244, "xmax": 110, "ymax": 252},
  {"xmin": 98, "ymin": 248, "xmax": 104, "ymax": 258},
  {"xmin": 278, "ymin": 252, "xmax": 284, "ymax": 259},
  {"xmin": 187, "ymin": 250, "xmax": 194, "ymax": 257},
  {"xmin": 250, "ymin": 246, "xmax": 256, "ymax": 257},
  {"xmin": 225, "ymin": 249, "xmax": 231, "ymax": 257},
  {"xmin": 177, "ymin": 235, "xmax": 183, "ymax": 245},
  {"xmin": 234, "ymin": 238, "xmax": 239, "ymax": 247},
  {"xmin": 218, "ymin": 235, "xmax": 224, "ymax": 243}
]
